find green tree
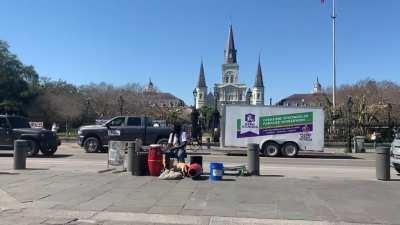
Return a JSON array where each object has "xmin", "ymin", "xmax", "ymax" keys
[
  {"xmin": 0, "ymin": 41, "xmax": 39, "ymax": 114},
  {"xmin": 27, "ymin": 78, "xmax": 85, "ymax": 129},
  {"xmin": 199, "ymin": 105, "xmax": 214, "ymax": 131}
]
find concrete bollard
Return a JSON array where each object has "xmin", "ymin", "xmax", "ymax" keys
[
  {"xmin": 247, "ymin": 143, "xmax": 260, "ymax": 176},
  {"xmin": 127, "ymin": 142, "xmax": 135, "ymax": 173},
  {"xmin": 376, "ymin": 147, "xmax": 390, "ymax": 181},
  {"xmin": 14, "ymin": 140, "xmax": 30, "ymax": 170}
]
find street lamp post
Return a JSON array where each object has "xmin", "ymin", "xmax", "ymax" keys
[
  {"xmin": 214, "ymin": 91, "xmax": 219, "ymax": 110},
  {"xmin": 213, "ymin": 92, "xmax": 219, "ymax": 122},
  {"xmin": 246, "ymin": 89, "xmax": 252, "ymax": 105},
  {"xmin": 191, "ymin": 89, "xmax": 201, "ymax": 143},
  {"xmin": 192, "ymin": 89, "xmax": 197, "ymax": 109},
  {"xmin": 388, "ymin": 103, "xmax": 393, "ymax": 140},
  {"xmin": 346, "ymin": 96, "xmax": 353, "ymax": 153}
]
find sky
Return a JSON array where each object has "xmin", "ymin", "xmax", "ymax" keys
[{"xmin": 0, "ymin": 0, "xmax": 399, "ymax": 105}]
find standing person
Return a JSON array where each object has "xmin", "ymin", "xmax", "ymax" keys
[
  {"xmin": 191, "ymin": 109, "xmax": 202, "ymax": 146},
  {"xmin": 51, "ymin": 122, "xmax": 59, "ymax": 133},
  {"xmin": 371, "ymin": 131, "xmax": 377, "ymax": 149},
  {"xmin": 167, "ymin": 123, "xmax": 187, "ymax": 163}
]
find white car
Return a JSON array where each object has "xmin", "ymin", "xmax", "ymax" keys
[{"xmin": 390, "ymin": 133, "xmax": 400, "ymax": 173}]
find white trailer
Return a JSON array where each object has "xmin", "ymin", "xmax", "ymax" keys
[{"xmin": 221, "ymin": 105, "xmax": 324, "ymax": 157}]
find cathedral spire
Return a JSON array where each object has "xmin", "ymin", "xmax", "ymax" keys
[
  {"xmin": 254, "ymin": 56, "xmax": 264, "ymax": 88},
  {"xmin": 197, "ymin": 60, "xmax": 207, "ymax": 88},
  {"xmin": 312, "ymin": 75, "xmax": 322, "ymax": 94},
  {"xmin": 224, "ymin": 24, "xmax": 237, "ymax": 64}
]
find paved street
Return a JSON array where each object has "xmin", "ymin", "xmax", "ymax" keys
[{"xmin": 0, "ymin": 143, "xmax": 399, "ymax": 225}]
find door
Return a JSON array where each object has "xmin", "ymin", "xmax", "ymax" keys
[
  {"xmin": 0, "ymin": 117, "xmax": 12, "ymax": 149},
  {"xmin": 121, "ymin": 117, "xmax": 144, "ymax": 141},
  {"xmin": 106, "ymin": 117, "xmax": 126, "ymax": 141},
  {"xmin": 143, "ymin": 117, "xmax": 159, "ymax": 144}
]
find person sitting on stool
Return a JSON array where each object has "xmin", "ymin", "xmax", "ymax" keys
[{"xmin": 166, "ymin": 123, "xmax": 187, "ymax": 163}]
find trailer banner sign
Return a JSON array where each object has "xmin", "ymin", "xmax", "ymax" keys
[{"xmin": 237, "ymin": 112, "xmax": 313, "ymax": 138}]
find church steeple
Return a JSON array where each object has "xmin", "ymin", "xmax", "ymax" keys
[
  {"xmin": 224, "ymin": 24, "xmax": 237, "ymax": 64},
  {"xmin": 254, "ymin": 55, "xmax": 264, "ymax": 88},
  {"xmin": 312, "ymin": 76, "xmax": 322, "ymax": 94},
  {"xmin": 197, "ymin": 60, "xmax": 207, "ymax": 88},
  {"xmin": 251, "ymin": 55, "xmax": 265, "ymax": 106},
  {"xmin": 194, "ymin": 60, "xmax": 208, "ymax": 109}
]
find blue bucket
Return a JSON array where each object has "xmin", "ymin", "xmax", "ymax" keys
[{"xmin": 209, "ymin": 162, "xmax": 223, "ymax": 181}]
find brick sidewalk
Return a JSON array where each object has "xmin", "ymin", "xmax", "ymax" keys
[{"xmin": 1, "ymin": 168, "xmax": 400, "ymax": 225}]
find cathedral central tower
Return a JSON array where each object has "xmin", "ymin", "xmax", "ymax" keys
[{"xmin": 222, "ymin": 25, "xmax": 239, "ymax": 84}]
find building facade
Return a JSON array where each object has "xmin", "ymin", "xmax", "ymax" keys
[
  {"xmin": 276, "ymin": 77, "xmax": 326, "ymax": 107},
  {"xmin": 194, "ymin": 25, "xmax": 265, "ymax": 110},
  {"xmin": 143, "ymin": 79, "xmax": 185, "ymax": 107}
]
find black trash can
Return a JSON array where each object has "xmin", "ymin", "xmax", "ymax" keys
[
  {"xmin": 134, "ymin": 151, "xmax": 148, "ymax": 176},
  {"xmin": 376, "ymin": 147, "xmax": 390, "ymax": 181}
]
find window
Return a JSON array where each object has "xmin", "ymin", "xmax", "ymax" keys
[
  {"xmin": 225, "ymin": 77, "xmax": 229, "ymax": 83},
  {"xmin": 145, "ymin": 118, "xmax": 154, "ymax": 127},
  {"xmin": 108, "ymin": 117, "xmax": 125, "ymax": 126},
  {"xmin": 0, "ymin": 118, "xmax": 7, "ymax": 128},
  {"xmin": 257, "ymin": 93, "xmax": 260, "ymax": 99},
  {"xmin": 230, "ymin": 76, "xmax": 233, "ymax": 83},
  {"xmin": 8, "ymin": 117, "xmax": 30, "ymax": 128},
  {"xmin": 127, "ymin": 117, "xmax": 141, "ymax": 126}
]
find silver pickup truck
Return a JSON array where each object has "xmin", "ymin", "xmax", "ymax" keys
[{"xmin": 77, "ymin": 116, "xmax": 171, "ymax": 153}]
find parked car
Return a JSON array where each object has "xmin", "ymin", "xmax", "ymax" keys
[
  {"xmin": 77, "ymin": 116, "xmax": 172, "ymax": 153},
  {"xmin": 0, "ymin": 115, "xmax": 61, "ymax": 156},
  {"xmin": 390, "ymin": 133, "xmax": 400, "ymax": 173}
]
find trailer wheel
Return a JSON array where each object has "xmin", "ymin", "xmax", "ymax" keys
[
  {"xmin": 394, "ymin": 163, "xmax": 400, "ymax": 174},
  {"xmin": 262, "ymin": 142, "xmax": 281, "ymax": 157},
  {"xmin": 282, "ymin": 142, "xmax": 299, "ymax": 157}
]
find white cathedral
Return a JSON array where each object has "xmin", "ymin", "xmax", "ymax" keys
[{"xmin": 194, "ymin": 25, "xmax": 265, "ymax": 110}]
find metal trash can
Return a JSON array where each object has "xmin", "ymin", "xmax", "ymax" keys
[
  {"xmin": 108, "ymin": 141, "xmax": 125, "ymax": 167},
  {"xmin": 127, "ymin": 142, "xmax": 135, "ymax": 173},
  {"xmin": 376, "ymin": 147, "xmax": 390, "ymax": 181},
  {"xmin": 353, "ymin": 136, "xmax": 366, "ymax": 153},
  {"xmin": 134, "ymin": 151, "xmax": 148, "ymax": 176},
  {"xmin": 14, "ymin": 140, "xmax": 30, "ymax": 170},
  {"xmin": 247, "ymin": 143, "xmax": 260, "ymax": 176}
]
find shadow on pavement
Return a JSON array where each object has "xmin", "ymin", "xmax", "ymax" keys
[
  {"xmin": 24, "ymin": 168, "xmax": 49, "ymax": 171},
  {"xmin": 0, "ymin": 172, "xmax": 20, "ymax": 175},
  {"xmin": 187, "ymin": 152, "xmax": 211, "ymax": 155},
  {"xmin": 192, "ymin": 174, "xmax": 236, "ymax": 181},
  {"xmin": 227, "ymin": 152, "xmax": 360, "ymax": 160},
  {"xmin": 35, "ymin": 154, "xmax": 73, "ymax": 158},
  {"xmin": 258, "ymin": 174, "xmax": 285, "ymax": 178},
  {"xmin": 0, "ymin": 153, "xmax": 73, "ymax": 158},
  {"xmin": 295, "ymin": 153, "xmax": 361, "ymax": 160}
]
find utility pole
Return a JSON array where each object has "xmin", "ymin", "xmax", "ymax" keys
[{"xmin": 331, "ymin": 0, "xmax": 337, "ymax": 112}]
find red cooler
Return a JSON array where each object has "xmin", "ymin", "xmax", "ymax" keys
[{"xmin": 147, "ymin": 144, "xmax": 163, "ymax": 176}]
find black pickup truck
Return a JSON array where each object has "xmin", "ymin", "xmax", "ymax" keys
[
  {"xmin": 0, "ymin": 115, "xmax": 61, "ymax": 156},
  {"xmin": 77, "ymin": 116, "xmax": 171, "ymax": 153}
]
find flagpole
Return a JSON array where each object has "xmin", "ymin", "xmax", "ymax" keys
[{"xmin": 332, "ymin": 0, "xmax": 336, "ymax": 112}]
